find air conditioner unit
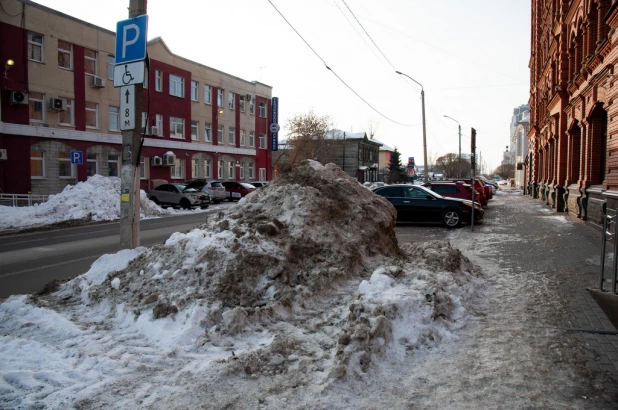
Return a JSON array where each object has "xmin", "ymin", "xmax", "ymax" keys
[
  {"xmin": 151, "ymin": 156, "xmax": 163, "ymax": 166},
  {"xmin": 91, "ymin": 76, "xmax": 105, "ymax": 88},
  {"xmin": 9, "ymin": 90, "xmax": 28, "ymax": 105},
  {"xmin": 162, "ymin": 153, "xmax": 176, "ymax": 166},
  {"xmin": 0, "ymin": 149, "xmax": 7, "ymax": 161},
  {"xmin": 246, "ymin": 94, "xmax": 252, "ymax": 101},
  {"xmin": 49, "ymin": 97, "xmax": 67, "ymax": 111},
  {"xmin": 148, "ymin": 126, "xmax": 160, "ymax": 136}
]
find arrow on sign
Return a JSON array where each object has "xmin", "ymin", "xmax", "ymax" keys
[{"xmin": 125, "ymin": 88, "xmax": 131, "ymax": 104}]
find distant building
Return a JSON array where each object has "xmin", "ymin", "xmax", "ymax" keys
[
  {"xmin": 511, "ymin": 105, "xmax": 529, "ymax": 190},
  {"xmin": 0, "ymin": 0, "xmax": 273, "ymax": 195}
]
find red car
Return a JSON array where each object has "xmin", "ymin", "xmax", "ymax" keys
[
  {"xmin": 445, "ymin": 179, "xmax": 488, "ymax": 206},
  {"xmin": 422, "ymin": 181, "xmax": 478, "ymax": 204},
  {"xmin": 221, "ymin": 181, "xmax": 256, "ymax": 201}
]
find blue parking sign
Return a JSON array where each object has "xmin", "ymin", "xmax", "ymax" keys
[
  {"xmin": 115, "ymin": 15, "xmax": 148, "ymax": 64},
  {"xmin": 71, "ymin": 150, "xmax": 83, "ymax": 164}
]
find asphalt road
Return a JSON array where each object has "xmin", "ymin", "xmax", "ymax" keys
[{"xmin": 0, "ymin": 211, "xmax": 217, "ymax": 299}]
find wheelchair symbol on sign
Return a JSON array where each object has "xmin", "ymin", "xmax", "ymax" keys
[{"xmin": 122, "ymin": 65, "xmax": 135, "ymax": 85}]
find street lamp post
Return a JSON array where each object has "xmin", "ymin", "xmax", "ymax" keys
[
  {"xmin": 444, "ymin": 115, "xmax": 461, "ymax": 177},
  {"xmin": 396, "ymin": 70, "xmax": 428, "ymax": 183}
]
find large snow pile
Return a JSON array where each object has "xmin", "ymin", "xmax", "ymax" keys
[
  {"xmin": 0, "ymin": 175, "xmax": 170, "ymax": 231},
  {"xmin": 0, "ymin": 161, "xmax": 483, "ymax": 408}
]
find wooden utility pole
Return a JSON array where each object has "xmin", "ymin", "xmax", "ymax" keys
[{"xmin": 119, "ymin": 0, "xmax": 147, "ymax": 249}]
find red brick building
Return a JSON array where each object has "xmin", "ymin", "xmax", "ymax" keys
[
  {"xmin": 528, "ymin": 0, "xmax": 618, "ymax": 224},
  {"xmin": 0, "ymin": 0, "xmax": 274, "ymax": 196}
]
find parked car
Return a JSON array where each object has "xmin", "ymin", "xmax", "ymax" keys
[
  {"xmin": 251, "ymin": 181, "xmax": 269, "ymax": 188},
  {"xmin": 184, "ymin": 179, "xmax": 227, "ymax": 203},
  {"xmin": 422, "ymin": 181, "xmax": 478, "ymax": 204},
  {"xmin": 148, "ymin": 183, "xmax": 210, "ymax": 209},
  {"xmin": 444, "ymin": 178, "xmax": 488, "ymax": 206},
  {"xmin": 221, "ymin": 181, "xmax": 257, "ymax": 201},
  {"xmin": 372, "ymin": 184, "xmax": 483, "ymax": 228}
]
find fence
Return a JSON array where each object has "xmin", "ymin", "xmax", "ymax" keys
[{"xmin": 0, "ymin": 194, "xmax": 49, "ymax": 207}]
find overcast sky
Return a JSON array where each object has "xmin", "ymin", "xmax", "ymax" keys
[{"xmin": 34, "ymin": 0, "xmax": 530, "ymax": 172}]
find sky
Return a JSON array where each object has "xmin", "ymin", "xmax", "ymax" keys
[
  {"xmin": 33, "ymin": 0, "xmax": 530, "ymax": 172},
  {"xmin": 1, "ymin": 163, "xmax": 602, "ymax": 408}
]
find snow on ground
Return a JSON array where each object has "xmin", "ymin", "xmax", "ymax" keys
[{"xmin": 0, "ymin": 161, "xmax": 483, "ymax": 409}]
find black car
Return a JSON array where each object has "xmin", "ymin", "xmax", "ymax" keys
[{"xmin": 372, "ymin": 184, "xmax": 483, "ymax": 228}]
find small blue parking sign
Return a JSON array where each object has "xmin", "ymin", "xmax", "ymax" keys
[
  {"xmin": 71, "ymin": 150, "xmax": 83, "ymax": 165},
  {"xmin": 115, "ymin": 15, "xmax": 148, "ymax": 64}
]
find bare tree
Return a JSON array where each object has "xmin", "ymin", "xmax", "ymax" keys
[
  {"xmin": 284, "ymin": 110, "xmax": 332, "ymax": 167},
  {"xmin": 493, "ymin": 163, "xmax": 515, "ymax": 180},
  {"xmin": 435, "ymin": 153, "xmax": 472, "ymax": 178}
]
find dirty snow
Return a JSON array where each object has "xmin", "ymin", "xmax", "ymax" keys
[
  {"xmin": 0, "ymin": 161, "xmax": 484, "ymax": 409},
  {"xmin": 0, "ymin": 175, "xmax": 214, "ymax": 231}
]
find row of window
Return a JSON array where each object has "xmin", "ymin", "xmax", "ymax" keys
[
  {"xmin": 31, "ymin": 151, "xmax": 264, "ymax": 181},
  {"xmin": 28, "ymin": 31, "xmax": 268, "ymax": 118}
]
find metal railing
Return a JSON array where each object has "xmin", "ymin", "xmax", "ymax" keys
[
  {"xmin": 600, "ymin": 210, "xmax": 617, "ymax": 294},
  {"xmin": 0, "ymin": 194, "xmax": 49, "ymax": 207}
]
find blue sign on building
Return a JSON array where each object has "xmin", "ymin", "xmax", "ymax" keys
[
  {"xmin": 115, "ymin": 15, "xmax": 148, "ymax": 64},
  {"xmin": 271, "ymin": 97, "xmax": 279, "ymax": 152},
  {"xmin": 70, "ymin": 150, "xmax": 83, "ymax": 165}
]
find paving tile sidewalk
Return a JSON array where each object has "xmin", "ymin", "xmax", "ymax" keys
[{"xmin": 462, "ymin": 190, "xmax": 618, "ymax": 385}]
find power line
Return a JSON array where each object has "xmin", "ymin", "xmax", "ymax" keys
[
  {"xmin": 266, "ymin": 0, "xmax": 416, "ymax": 127},
  {"xmin": 331, "ymin": 0, "xmax": 383, "ymax": 63}
]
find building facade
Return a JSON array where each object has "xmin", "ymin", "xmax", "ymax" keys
[
  {"xmin": 0, "ymin": 0, "xmax": 273, "ymax": 195},
  {"xmin": 529, "ymin": 0, "xmax": 618, "ymax": 224},
  {"xmin": 511, "ymin": 105, "xmax": 530, "ymax": 190}
]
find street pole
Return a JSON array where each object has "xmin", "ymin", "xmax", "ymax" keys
[
  {"xmin": 443, "ymin": 115, "xmax": 461, "ymax": 177},
  {"xmin": 396, "ymin": 70, "xmax": 428, "ymax": 183},
  {"xmin": 120, "ymin": 0, "xmax": 147, "ymax": 249}
]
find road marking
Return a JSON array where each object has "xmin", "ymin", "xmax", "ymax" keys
[{"xmin": 0, "ymin": 255, "xmax": 97, "ymax": 278}]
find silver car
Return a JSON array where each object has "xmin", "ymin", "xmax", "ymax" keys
[
  {"xmin": 148, "ymin": 183, "xmax": 210, "ymax": 209},
  {"xmin": 184, "ymin": 179, "xmax": 227, "ymax": 204}
]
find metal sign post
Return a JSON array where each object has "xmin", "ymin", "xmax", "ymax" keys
[{"xmin": 470, "ymin": 128, "xmax": 476, "ymax": 231}]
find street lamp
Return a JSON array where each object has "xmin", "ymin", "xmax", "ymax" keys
[
  {"xmin": 444, "ymin": 115, "xmax": 461, "ymax": 177},
  {"xmin": 396, "ymin": 70, "xmax": 428, "ymax": 183}
]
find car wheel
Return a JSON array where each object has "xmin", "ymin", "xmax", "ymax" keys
[
  {"xmin": 180, "ymin": 198, "xmax": 191, "ymax": 210},
  {"xmin": 200, "ymin": 205, "xmax": 209, "ymax": 209},
  {"xmin": 213, "ymin": 200, "xmax": 222, "ymax": 204},
  {"xmin": 150, "ymin": 196, "xmax": 160, "ymax": 205},
  {"xmin": 442, "ymin": 209, "xmax": 462, "ymax": 228}
]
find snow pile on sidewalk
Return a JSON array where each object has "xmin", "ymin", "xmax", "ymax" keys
[
  {"xmin": 0, "ymin": 175, "xmax": 170, "ymax": 231},
  {"xmin": 0, "ymin": 161, "xmax": 483, "ymax": 409}
]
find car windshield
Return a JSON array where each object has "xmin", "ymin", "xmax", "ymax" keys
[
  {"xmin": 210, "ymin": 182, "xmax": 223, "ymax": 188},
  {"xmin": 183, "ymin": 187, "xmax": 198, "ymax": 193},
  {"xmin": 174, "ymin": 184, "xmax": 187, "ymax": 192},
  {"xmin": 240, "ymin": 183, "xmax": 256, "ymax": 189}
]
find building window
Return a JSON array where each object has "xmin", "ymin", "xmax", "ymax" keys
[
  {"xmin": 170, "ymin": 74, "xmax": 184, "ymax": 98},
  {"xmin": 58, "ymin": 152, "xmax": 74, "ymax": 178},
  {"xmin": 228, "ymin": 127, "xmax": 235, "ymax": 144},
  {"xmin": 249, "ymin": 98, "xmax": 255, "ymax": 115},
  {"xmin": 259, "ymin": 102, "xmax": 266, "ymax": 118},
  {"xmin": 239, "ymin": 98, "xmax": 245, "ymax": 113},
  {"xmin": 228, "ymin": 91, "xmax": 235, "ymax": 109},
  {"xmin": 192, "ymin": 159, "xmax": 199, "ymax": 178},
  {"xmin": 170, "ymin": 117, "xmax": 184, "ymax": 139},
  {"xmin": 191, "ymin": 120, "xmax": 199, "ymax": 140},
  {"xmin": 31, "ymin": 150, "xmax": 45, "ymax": 178},
  {"xmin": 249, "ymin": 131, "xmax": 255, "ymax": 147},
  {"xmin": 217, "ymin": 89, "xmax": 223, "ymax": 107},
  {"xmin": 218, "ymin": 160, "xmax": 223, "ymax": 179},
  {"xmin": 29, "ymin": 92, "xmax": 45, "ymax": 123},
  {"xmin": 84, "ymin": 49, "xmax": 97, "ymax": 76},
  {"xmin": 191, "ymin": 80, "xmax": 198, "ymax": 101},
  {"xmin": 228, "ymin": 161, "xmax": 235, "ymax": 179},
  {"xmin": 85, "ymin": 102, "xmax": 98, "ymax": 128},
  {"xmin": 218, "ymin": 125, "xmax": 224, "ymax": 143},
  {"xmin": 108, "ymin": 155, "xmax": 119, "ymax": 177},
  {"xmin": 152, "ymin": 114, "xmax": 162, "ymax": 136},
  {"xmin": 248, "ymin": 162, "xmax": 254, "ymax": 179},
  {"xmin": 59, "ymin": 99, "xmax": 74, "ymax": 126},
  {"xmin": 140, "ymin": 156, "xmax": 146, "ymax": 179},
  {"xmin": 28, "ymin": 32, "xmax": 43, "ymax": 62},
  {"xmin": 240, "ymin": 130, "xmax": 246, "ymax": 146},
  {"xmin": 109, "ymin": 106, "xmax": 120, "ymax": 131},
  {"xmin": 204, "ymin": 123, "xmax": 212, "ymax": 142},
  {"xmin": 87, "ymin": 153, "xmax": 98, "ymax": 176},
  {"xmin": 239, "ymin": 162, "xmax": 245, "ymax": 179},
  {"xmin": 205, "ymin": 159, "xmax": 212, "ymax": 178},
  {"xmin": 171, "ymin": 158, "xmax": 185, "ymax": 179},
  {"xmin": 259, "ymin": 133, "xmax": 266, "ymax": 149},
  {"xmin": 57, "ymin": 40, "xmax": 72, "ymax": 70},
  {"xmin": 155, "ymin": 70, "xmax": 162, "ymax": 92},
  {"xmin": 107, "ymin": 55, "xmax": 115, "ymax": 80},
  {"xmin": 259, "ymin": 168, "xmax": 266, "ymax": 181},
  {"xmin": 204, "ymin": 85, "xmax": 212, "ymax": 104}
]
